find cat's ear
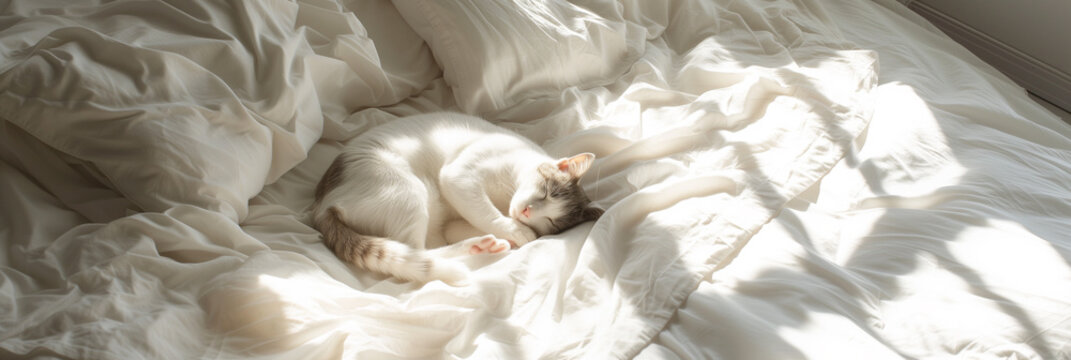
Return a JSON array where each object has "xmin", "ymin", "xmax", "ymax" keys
[
  {"xmin": 557, "ymin": 153, "xmax": 595, "ymax": 179},
  {"xmin": 583, "ymin": 206, "xmax": 604, "ymax": 221}
]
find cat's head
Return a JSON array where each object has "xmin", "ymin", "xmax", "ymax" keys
[{"xmin": 510, "ymin": 153, "xmax": 604, "ymax": 236}]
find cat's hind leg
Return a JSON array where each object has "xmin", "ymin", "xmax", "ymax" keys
[
  {"xmin": 325, "ymin": 156, "xmax": 470, "ymax": 285},
  {"xmin": 428, "ymin": 258, "xmax": 471, "ymax": 286}
]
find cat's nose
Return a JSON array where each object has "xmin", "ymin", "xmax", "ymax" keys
[{"xmin": 522, "ymin": 206, "xmax": 531, "ymax": 218}]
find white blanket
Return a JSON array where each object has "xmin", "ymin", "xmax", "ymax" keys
[
  {"xmin": 646, "ymin": 1, "xmax": 1071, "ymax": 359},
  {"xmin": 1, "ymin": 0, "xmax": 1068, "ymax": 359}
]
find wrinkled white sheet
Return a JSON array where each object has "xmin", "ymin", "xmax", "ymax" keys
[
  {"xmin": 1, "ymin": 0, "xmax": 1068, "ymax": 359},
  {"xmin": 644, "ymin": 1, "xmax": 1071, "ymax": 359}
]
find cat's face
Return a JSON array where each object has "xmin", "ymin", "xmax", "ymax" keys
[{"xmin": 509, "ymin": 153, "xmax": 604, "ymax": 236}]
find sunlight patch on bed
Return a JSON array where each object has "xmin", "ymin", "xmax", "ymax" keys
[{"xmin": 815, "ymin": 83, "xmax": 967, "ymax": 213}]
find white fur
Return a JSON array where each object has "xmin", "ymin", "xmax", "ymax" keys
[{"xmin": 313, "ymin": 112, "xmax": 593, "ymax": 284}]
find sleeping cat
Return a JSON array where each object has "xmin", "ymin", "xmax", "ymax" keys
[{"xmin": 311, "ymin": 112, "xmax": 603, "ymax": 285}]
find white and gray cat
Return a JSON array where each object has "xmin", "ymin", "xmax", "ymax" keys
[{"xmin": 311, "ymin": 112, "xmax": 603, "ymax": 285}]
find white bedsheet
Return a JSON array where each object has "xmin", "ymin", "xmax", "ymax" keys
[
  {"xmin": 1, "ymin": 0, "xmax": 1069, "ymax": 359},
  {"xmin": 645, "ymin": 1, "xmax": 1071, "ymax": 359}
]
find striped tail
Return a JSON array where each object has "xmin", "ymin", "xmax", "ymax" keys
[{"xmin": 314, "ymin": 207, "xmax": 469, "ymax": 285}]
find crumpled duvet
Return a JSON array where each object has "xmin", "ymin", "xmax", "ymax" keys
[{"xmin": 2, "ymin": 0, "xmax": 1066, "ymax": 359}]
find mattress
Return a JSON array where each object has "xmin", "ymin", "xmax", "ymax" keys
[{"xmin": 1, "ymin": 0, "xmax": 1069, "ymax": 359}]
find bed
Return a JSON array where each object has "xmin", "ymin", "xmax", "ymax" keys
[{"xmin": 2, "ymin": 0, "xmax": 1069, "ymax": 358}]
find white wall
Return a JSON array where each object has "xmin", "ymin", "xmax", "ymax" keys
[
  {"xmin": 917, "ymin": 0, "xmax": 1071, "ymax": 76},
  {"xmin": 904, "ymin": 0, "xmax": 1071, "ymax": 112}
]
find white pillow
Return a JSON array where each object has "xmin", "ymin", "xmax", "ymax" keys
[
  {"xmin": 0, "ymin": 1, "xmax": 426, "ymax": 222},
  {"xmin": 393, "ymin": 0, "xmax": 646, "ymax": 115}
]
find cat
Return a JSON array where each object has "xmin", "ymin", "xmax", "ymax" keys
[{"xmin": 311, "ymin": 112, "xmax": 603, "ymax": 285}]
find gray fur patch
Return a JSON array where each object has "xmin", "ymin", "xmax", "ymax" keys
[
  {"xmin": 316, "ymin": 207, "xmax": 380, "ymax": 267},
  {"xmin": 314, "ymin": 155, "xmax": 348, "ymax": 202},
  {"xmin": 537, "ymin": 164, "xmax": 603, "ymax": 234}
]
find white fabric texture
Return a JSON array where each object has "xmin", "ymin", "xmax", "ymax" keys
[
  {"xmin": 392, "ymin": 0, "xmax": 646, "ymax": 115},
  {"xmin": 1, "ymin": 0, "xmax": 1069, "ymax": 359},
  {"xmin": 0, "ymin": 0, "xmax": 437, "ymax": 222},
  {"xmin": 644, "ymin": 1, "xmax": 1071, "ymax": 359}
]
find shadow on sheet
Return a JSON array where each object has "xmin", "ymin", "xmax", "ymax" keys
[{"xmin": 643, "ymin": 1, "xmax": 1071, "ymax": 359}]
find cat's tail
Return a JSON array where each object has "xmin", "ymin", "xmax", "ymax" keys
[{"xmin": 314, "ymin": 207, "xmax": 470, "ymax": 286}]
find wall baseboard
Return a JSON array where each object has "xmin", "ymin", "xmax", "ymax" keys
[{"xmin": 908, "ymin": 2, "xmax": 1071, "ymax": 113}]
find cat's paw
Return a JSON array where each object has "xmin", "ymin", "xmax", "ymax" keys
[
  {"xmin": 467, "ymin": 235, "xmax": 511, "ymax": 255},
  {"xmin": 501, "ymin": 219, "xmax": 537, "ymax": 248}
]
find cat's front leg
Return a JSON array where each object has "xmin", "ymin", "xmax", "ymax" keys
[
  {"xmin": 446, "ymin": 216, "xmax": 535, "ymax": 248},
  {"xmin": 441, "ymin": 161, "xmax": 538, "ymax": 248},
  {"xmin": 492, "ymin": 217, "xmax": 537, "ymax": 247}
]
